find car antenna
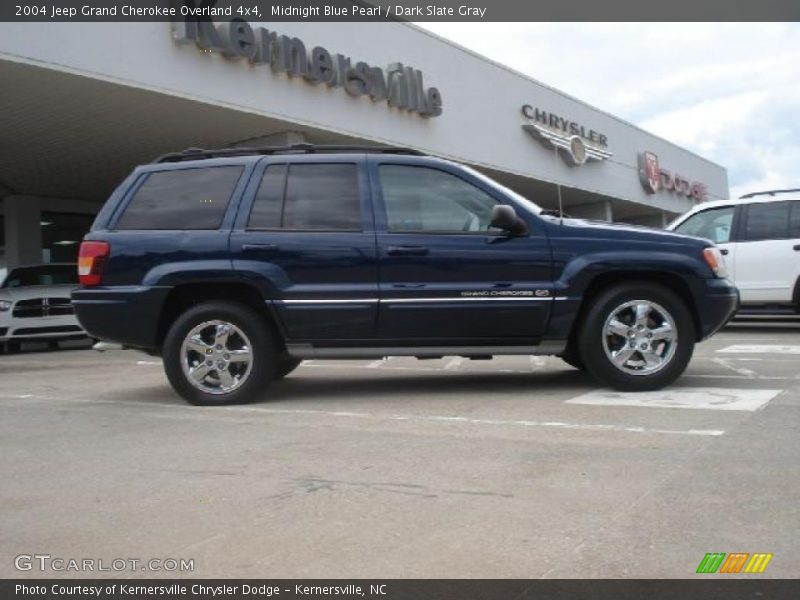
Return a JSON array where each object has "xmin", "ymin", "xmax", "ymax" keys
[{"xmin": 554, "ymin": 146, "xmax": 564, "ymax": 224}]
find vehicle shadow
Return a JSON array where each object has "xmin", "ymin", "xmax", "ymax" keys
[{"xmin": 100, "ymin": 367, "xmax": 595, "ymax": 408}]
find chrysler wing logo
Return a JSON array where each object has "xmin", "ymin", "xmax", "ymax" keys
[{"xmin": 521, "ymin": 123, "xmax": 613, "ymax": 167}]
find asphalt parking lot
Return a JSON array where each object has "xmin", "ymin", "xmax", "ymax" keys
[{"xmin": 1, "ymin": 320, "xmax": 799, "ymax": 579}]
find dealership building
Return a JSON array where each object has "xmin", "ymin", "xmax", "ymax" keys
[{"xmin": 0, "ymin": 19, "xmax": 729, "ymax": 274}]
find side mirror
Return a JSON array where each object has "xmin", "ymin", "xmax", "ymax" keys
[{"xmin": 490, "ymin": 205, "xmax": 528, "ymax": 235}]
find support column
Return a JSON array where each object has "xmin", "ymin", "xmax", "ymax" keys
[{"xmin": 3, "ymin": 196, "xmax": 42, "ymax": 268}]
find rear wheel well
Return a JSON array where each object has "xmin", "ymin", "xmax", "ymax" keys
[
  {"xmin": 569, "ymin": 272, "xmax": 702, "ymax": 344},
  {"xmin": 156, "ymin": 282, "xmax": 283, "ymax": 352}
]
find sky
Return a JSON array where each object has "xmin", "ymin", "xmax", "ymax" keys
[{"xmin": 417, "ymin": 23, "xmax": 799, "ymax": 199}]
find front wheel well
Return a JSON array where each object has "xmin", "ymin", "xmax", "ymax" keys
[
  {"xmin": 569, "ymin": 272, "xmax": 702, "ymax": 344},
  {"xmin": 156, "ymin": 282, "xmax": 283, "ymax": 352}
]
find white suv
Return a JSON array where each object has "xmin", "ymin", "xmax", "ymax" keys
[{"xmin": 667, "ymin": 190, "xmax": 800, "ymax": 312}]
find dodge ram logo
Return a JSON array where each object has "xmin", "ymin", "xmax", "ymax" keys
[
  {"xmin": 640, "ymin": 151, "xmax": 661, "ymax": 193},
  {"xmin": 638, "ymin": 151, "xmax": 708, "ymax": 201}
]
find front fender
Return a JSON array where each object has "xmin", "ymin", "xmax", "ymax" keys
[{"xmin": 555, "ymin": 250, "xmax": 712, "ymax": 297}]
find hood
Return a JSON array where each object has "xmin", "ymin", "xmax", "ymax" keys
[
  {"xmin": 0, "ymin": 284, "xmax": 79, "ymax": 303},
  {"xmin": 551, "ymin": 216, "xmax": 711, "ymax": 248}
]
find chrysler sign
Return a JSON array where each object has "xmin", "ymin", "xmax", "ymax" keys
[
  {"xmin": 171, "ymin": 6, "xmax": 443, "ymax": 118},
  {"xmin": 521, "ymin": 105, "xmax": 612, "ymax": 166}
]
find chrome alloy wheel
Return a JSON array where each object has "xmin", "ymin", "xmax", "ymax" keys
[
  {"xmin": 180, "ymin": 320, "xmax": 253, "ymax": 395},
  {"xmin": 601, "ymin": 300, "xmax": 678, "ymax": 376}
]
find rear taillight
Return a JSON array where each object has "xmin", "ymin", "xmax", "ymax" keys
[{"xmin": 78, "ymin": 241, "xmax": 110, "ymax": 286}]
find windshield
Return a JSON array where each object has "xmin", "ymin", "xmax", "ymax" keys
[
  {"xmin": 459, "ymin": 165, "xmax": 543, "ymax": 215},
  {"xmin": 1, "ymin": 264, "xmax": 78, "ymax": 288}
]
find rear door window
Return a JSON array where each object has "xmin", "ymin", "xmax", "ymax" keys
[
  {"xmin": 116, "ymin": 166, "xmax": 243, "ymax": 230},
  {"xmin": 248, "ymin": 163, "xmax": 361, "ymax": 231},
  {"xmin": 743, "ymin": 202, "xmax": 791, "ymax": 241}
]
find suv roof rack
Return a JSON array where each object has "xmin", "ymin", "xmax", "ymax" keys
[
  {"xmin": 153, "ymin": 143, "xmax": 426, "ymax": 163},
  {"xmin": 740, "ymin": 188, "xmax": 800, "ymax": 199}
]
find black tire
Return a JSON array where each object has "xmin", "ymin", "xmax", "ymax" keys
[
  {"xmin": 275, "ymin": 356, "xmax": 302, "ymax": 379},
  {"xmin": 578, "ymin": 282, "xmax": 695, "ymax": 391},
  {"xmin": 560, "ymin": 345, "xmax": 586, "ymax": 371},
  {"xmin": 162, "ymin": 301, "xmax": 277, "ymax": 406},
  {"xmin": 5, "ymin": 340, "xmax": 21, "ymax": 354}
]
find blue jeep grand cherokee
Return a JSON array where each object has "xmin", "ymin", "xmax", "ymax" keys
[{"xmin": 73, "ymin": 145, "xmax": 738, "ymax": 405}]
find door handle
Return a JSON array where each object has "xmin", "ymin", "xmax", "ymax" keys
[
  {"xmin": 242, "ymin": 243, "xmax": 280, "ymax": 252},
  {"xmin": 387, "ymin": 245, "xmax": 429, "ymax": 256},
  {"xmin": 720, "ymin": 248, "xmax": 729, "ymax": 255}
]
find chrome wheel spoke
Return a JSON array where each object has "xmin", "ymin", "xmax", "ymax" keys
[
  {"xmin": 228, "ymin": 347, "xmax": 251, "ymax": 363},
  {"xmin": 217, "ymin": 368, "xmax": 235, "ymax": 390},
  {"xmin": 612, "ymin": 345, "xmax": 636, "ymax": 366},
  {"xmin": 214, "ymin": 324, "xmax": 232, "ymax": 348},
  {"xmin": 186, "ymin": 335, "xmax": 211, "ymax": 355},
  {"xmin": 650, "ymin": 323, "xmax": 675, "ymax": 342},
  {"xmin": 607, "ymin": 318, "xmax": 629, "ymax": 338},
  {"xmin": 634, "ymin": 303, "xmax": 652, "ymax": 328},
  {"xmin": 189, "ymin": 363, "xmax": 212, "ymax": 382},
  {"xmin": 641, "ymin": 350, "xmax": 663, "ymax": 368}
]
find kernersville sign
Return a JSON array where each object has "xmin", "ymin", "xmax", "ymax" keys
[{"xmin": 171, "ymin": 16, "xmax": 443, "ymax": 118}]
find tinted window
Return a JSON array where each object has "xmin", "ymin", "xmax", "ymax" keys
[
  {"xmin": 379, "ymin": 165, "xmax": 498, "ymax": 233},
  {"xmin": 116, "ymin": 166, "xmax": 243, "ymax": 230},
  {"xmin": 674, "ymin": 206, "xmax": 735, "ymax": 243},
  {"xmin": 247, "ymin": 163, "xmax": 360, "ymax": 230},
  {"xmin": 790, "ymin": 201, "xmax": 800, "ymax": 238},
  {"xmin": 248, "ymin": 164, "xmax": 286, "ymax": 229},
  {"xmin": 2, "ymin": 265, "xmax": 78, "ymax": 288},
  {"xmin": 744, "ymin": 202, "xmax": 790, "ymax": 241}
]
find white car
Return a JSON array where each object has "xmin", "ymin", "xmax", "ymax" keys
[
  {"xmin": 0, "ymin": 263, "xmax": 86, "ymax": 352},
  {"xmin": 666, "ymin": 190, "xmax": 800, "ymax": 312}
]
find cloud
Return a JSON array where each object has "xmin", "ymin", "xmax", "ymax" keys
[{"xmin": 418, "ymin": 23, "xmax": 800, "ymax": 198}]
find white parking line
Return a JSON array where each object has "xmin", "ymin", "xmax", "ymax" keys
[
  {"xmin": 711, "ymin": 358, "xmax": 758, "ymax": 378},
  {"xmin": 718, "ymin": 345, "xmax": 800, "ymax": 355},
  {"xmin": 213, "ymin": 405, "xmax": 726, "ymax": 436},
  {"xmin": 565, "ymin": 388, "xmax": 782, "ymax": 412},
  {"xmin": 0, "ymin": 393, "xmax": 725, "ymax": 437}
]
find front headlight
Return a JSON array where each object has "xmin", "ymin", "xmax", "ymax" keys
[
  {"xmin": 0, "ymin": 300, "xmax": 12, "ymax": 312},
  {"xmin": 702, "ymin": 247, "xmax": 729, "ymax": 278}
]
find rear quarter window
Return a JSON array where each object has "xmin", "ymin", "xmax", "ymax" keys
[{"xmin": 116, "ymin": 166, "xmax": 243, "ymax": 230}]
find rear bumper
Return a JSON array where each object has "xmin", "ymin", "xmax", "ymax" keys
[
  {"xmin": 72, "ymin": 286, "xmax": 170, "ymax": 349},
  {"xmin": 697, "ymin": 278, "xmax": 739, "ymax": 341}
]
